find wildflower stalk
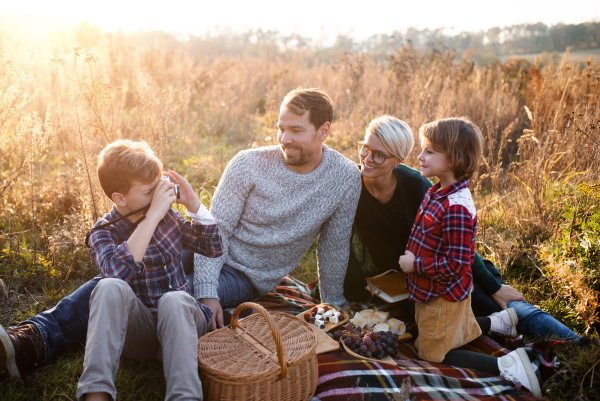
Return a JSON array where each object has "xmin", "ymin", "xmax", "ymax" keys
[{"xmin": 75, "ymin": 101, "xmax": 99, "ymax": 222}]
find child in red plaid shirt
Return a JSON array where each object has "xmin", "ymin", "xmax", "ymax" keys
[
  {"xmin": 399, "ymin": 117, "xmax": 484, "ymax": 363},
  {"xmin": 398, "ymin": 118, "xmax": 543, "ymax": 399}
]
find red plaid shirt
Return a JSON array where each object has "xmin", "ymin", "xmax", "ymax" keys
[
  {"xmin": 406, "ymin": 180, "xmax": 477, "ymax": 303},
  {"xmin": 88, "ymin": 205, "xmax": 222, "ymax": 310}
]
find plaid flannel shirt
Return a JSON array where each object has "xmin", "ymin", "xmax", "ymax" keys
[
  {"xmin": 406, "ymin": 180, "xmax": 477, "ymax": 303},
  {"xmin": 88, "ymin": 205, "xmax": 223, "ymax": 314}
]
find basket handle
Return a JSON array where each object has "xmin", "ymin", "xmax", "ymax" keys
[{"xmin": 231, "ymin": 302, "xmax": 288, "ymax": 380}]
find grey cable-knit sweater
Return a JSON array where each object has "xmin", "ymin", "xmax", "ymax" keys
[{"xmin": 193, "ymin": 144, "xmax": 361, "ymax": 306}]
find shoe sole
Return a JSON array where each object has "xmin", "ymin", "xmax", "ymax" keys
[
  {"xmin": 507, "ymin": 307, "xmax": 518, "ymax": 337},
  {"xmin": 515, "ymin": 347, "xmax": 542, "ymax": 398},
  {"xmin": 0, "ymin": 325, "xmax": 20, "ymax": 379}
]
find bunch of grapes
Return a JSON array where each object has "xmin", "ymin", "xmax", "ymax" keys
[{"xmin": 330, "ymin": 323, "xmax": 400, "ymax": 359}]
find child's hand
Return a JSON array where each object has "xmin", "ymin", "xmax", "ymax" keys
[
  {"xmin": 165, "ymin": 170, "xmax": 201, "ymax": 214},
  {"xmin": 147, "ymin": 177, "xmax": 177, "ymax": 221},
  {"xmin": 399, "ymin": 251, "xmax": 415, "ymax": 273}
]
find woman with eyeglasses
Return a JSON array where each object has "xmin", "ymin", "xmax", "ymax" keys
[
  {"xmin": 319, "ymin": 115, "xmax": 581, "ymax": 398},
  {"xmin": 337, "ymin": 115, "xmax": 579, "ymax": 343}
]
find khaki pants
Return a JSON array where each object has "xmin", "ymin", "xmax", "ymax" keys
[
  {"xmin": 414, "ymin": 294, "xmax": 481, "ymax": 363},
  {"xmin": 77, "ymin": 278, "xmax": 209, "ymax": 401}
]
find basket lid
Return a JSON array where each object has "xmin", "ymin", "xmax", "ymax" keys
[{"xmin": 198, "ymin": 310, "xmax": 316, "ymax": 380}]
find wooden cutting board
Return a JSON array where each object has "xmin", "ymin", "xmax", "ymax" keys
[
  {"xmin": 342, "ymin": 341, "xmax": 397, "ymax": 365},
  {"xmin": 298, "ymin": 319, "xmax": 340, "ymax": 354},
  {"xmin": 341, "ymin": 331, "xmax": 412, "ymax": 365}
]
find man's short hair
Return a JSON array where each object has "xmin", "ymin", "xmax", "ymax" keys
[
  {"xmin": 367, "ymin": 115, "xmax": 414, "ymax": 160},
  {"xmin": 280, "ymin": 88, "xmax": 334, "ymax": 129},
  {"xmin": 419, "ymin": 117, "xmax": 483, "ymax": 181},
  {"xmin": 97, "ymin": 139, "xmax": 162, "ymax": 199}
]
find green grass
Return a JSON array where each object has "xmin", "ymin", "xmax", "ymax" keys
[{"xmin": 0, "ymin": 350, "xmax": 166, "ymax": 401}]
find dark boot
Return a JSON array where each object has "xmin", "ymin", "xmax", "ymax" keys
[{"xmin": 0, "ymin": 324, "xmax": 43, "ymax": 379}]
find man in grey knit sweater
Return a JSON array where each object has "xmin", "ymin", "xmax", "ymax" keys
[
  {"xmin": 191, "ymin": 88, "xmax": 362, "ymax": 329},
  {"xmin": 0, "ymin": 88, "xmax": 361, "ymax": 379}
]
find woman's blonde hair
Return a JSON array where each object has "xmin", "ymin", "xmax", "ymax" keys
[{"xmin": 367, "ymin": 115, "xmax": 414, "ymax": 160}]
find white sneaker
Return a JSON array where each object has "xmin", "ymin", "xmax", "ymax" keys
[
  {"xmin": 489, "ymin": 307, "xmax": 518, "ymax": 337},
  {"xmin": 498, "ymin": 348, "xmax": 542, "ymax": 398}
]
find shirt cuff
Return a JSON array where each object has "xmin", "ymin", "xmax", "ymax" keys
[
  {"xmin": 185, "ymin": 203, "xmax": 216, "ymax": 225},
  {"xmin": 413, "ymin": 257, "xmax": 424, "ymax": 275},
  {"xmin": 197, "ymin": 301, "xmax": 214, "ymax": 321},
  {"xmin": 194, "ymin": 282, "xmax": 220, "ymax": 302}
]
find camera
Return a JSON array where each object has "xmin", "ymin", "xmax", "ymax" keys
[{"xmin": 161, "ymin": 175, "xmax": 180, "ymax": 199}]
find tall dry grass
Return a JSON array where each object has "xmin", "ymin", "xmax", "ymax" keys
[{"xmin": 0, "ymin": 29, "xmax": 598, "ymax": 320}]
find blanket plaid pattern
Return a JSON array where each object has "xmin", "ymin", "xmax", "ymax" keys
[{"xmin": 222, "ymin": 276, "xmax": 559, "ymax": 401}]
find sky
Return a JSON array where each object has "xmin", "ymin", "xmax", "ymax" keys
[{"xmin": 1, "ymin": 0, "xmax": 599, "ymax": 43}]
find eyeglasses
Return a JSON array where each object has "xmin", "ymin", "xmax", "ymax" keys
[{"xmin": 357, "ymin": 141, "xmax": 395, "ymax": 165}]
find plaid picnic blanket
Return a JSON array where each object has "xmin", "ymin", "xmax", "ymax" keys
[{"xmin": 222, "ymin": 276, "xmax": 559, "ymax": 401}]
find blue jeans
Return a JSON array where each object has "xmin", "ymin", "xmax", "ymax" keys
[
  {"xmin": 508, "ymin": 300, "xmax": 579, "ymax": 340},
  {"xmin": 184, "ymin": 265, "xmax": 257, "ymax": 309},
  {"xmin": 471, "ymin": 283, "xmax": 579, "ymax": 340},
  {"xmin": 18, "ymin": 275, "xmax": 102, "ymax": 362},
  {"xmin": 180, "ymin": 249, "xmax": 257, "ymax": 309},
  {"xmin": 19, "ymin": 252, "xmax": 256, "ymax": 362}
]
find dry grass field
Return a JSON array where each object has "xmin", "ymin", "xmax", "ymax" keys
[
  {"xmin": 498, "ymin": 47, "xmax": 600, "ymax": 64},
  {"xmin": 1, "ymin": 29, "xmax": 599, "ymax": 399}
]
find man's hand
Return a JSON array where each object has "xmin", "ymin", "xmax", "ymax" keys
[
  {"xmin": 491, "ymin": 284, "xmax": 526, "ymax": 309},
  {"xmin": 399, "ymin": 251, "xmax": 415, "ymax": 273},
  {"xmin": 199, "ymin": 298, "xmax": 224, "ymax": 331}
]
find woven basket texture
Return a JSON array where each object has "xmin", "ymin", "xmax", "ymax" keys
[{"xmin": 198, "ymin": 302, "xmax": 318, "ymax": 401}]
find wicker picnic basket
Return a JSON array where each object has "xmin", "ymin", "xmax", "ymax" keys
[{"xmin": 197, "ymin": 302, "xmax": 318, "ymax": 401}]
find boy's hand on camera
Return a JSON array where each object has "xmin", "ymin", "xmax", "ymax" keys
[
  {"xmin": 166, "ymin": 170, "xmax": 201, "ymax": 214},
  {"xmin": 399, "ymin": 251, "xmax": 415, "ymax": 273},
  {"xmin": 147, "ymin": 178, "xmax": 176, "ymax": 221}
]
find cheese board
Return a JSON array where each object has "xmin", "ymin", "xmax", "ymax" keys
[
  {"xmin": 298, "ymin": 319, "xmax": 340, "ymax": 354},
  {"xmin": 335, "ymin": 325, "xmax": 412, "ymax": 365},
  {"xmin": 296, "ymin": 303, "xmax": 349, "ymax": 332}
]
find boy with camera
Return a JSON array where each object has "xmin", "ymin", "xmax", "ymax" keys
[{"xmin": 77, "ymin": 140, "xmax": 222, "ymax": 401}]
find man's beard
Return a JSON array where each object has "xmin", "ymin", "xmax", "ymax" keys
[{"xmin": 280, "ymin": 145, "xmax": 305, "ymax": 166}]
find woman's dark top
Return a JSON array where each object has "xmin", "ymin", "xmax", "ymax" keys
[{"xmin": 354, "ymin": 179, "xmax": 411, "ymax": 272}]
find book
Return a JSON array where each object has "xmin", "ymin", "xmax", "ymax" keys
[{"xmin": 365, "ymin": 269, "xmax": 409, "ymax": 303}]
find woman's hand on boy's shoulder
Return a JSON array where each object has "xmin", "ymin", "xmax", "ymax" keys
[{"xmin": 166, "ymin": 170, "xmax": 201, "ymax": 214}]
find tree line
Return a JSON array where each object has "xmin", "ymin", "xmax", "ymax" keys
[
  {"xmin": 180, "ymin": 21, "xmax": 600, "ymax": 61},
  {"xmin": 1, "ymin": 15, "xmax": 599, "ymax": 65}
]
